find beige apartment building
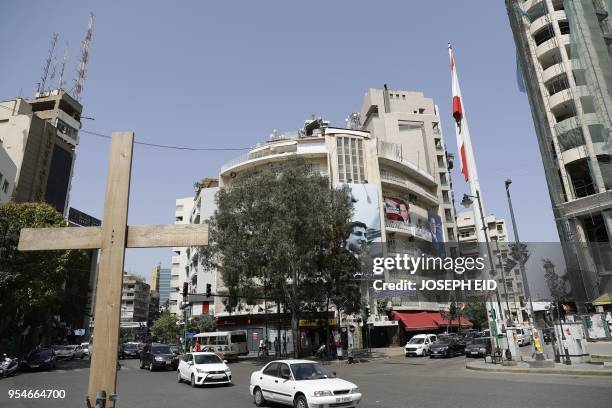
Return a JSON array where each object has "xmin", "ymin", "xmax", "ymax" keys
[
  {"xmin": 0, "ymin": 90, "xmax": 82, "ymax": 213},
  {"xmin": 210, "ymin": 88, "xmax": 460, "ymax": 348},
  {"xmin": 457, "ymin": 211, "xmax": 527, "ymax": 325},
  {"xmin": 121, "ymin": 272, "xmax": 151, "ymax": 323}
]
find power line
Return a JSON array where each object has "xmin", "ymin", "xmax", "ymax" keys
[
  {"xmin": 80, "ymin": 130, "xmax": 251, "ymax": 151},
  {"xmin": 0, "ymin": 104, "xmax": 250, "ymax": 151}
]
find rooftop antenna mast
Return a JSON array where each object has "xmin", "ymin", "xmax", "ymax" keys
[
  {"xmin": 72, "ymin": 13, "xmax": 94, "ymax": 102},
  {"xmin": 39, "ymin": 32, "xmax": 59, "ymax": 94},
  {"xmin": 58, "ymin": 46, "xmax": 68, "ymax": 90}
]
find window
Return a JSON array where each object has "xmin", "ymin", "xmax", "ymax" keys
[
  {"xmin": 263, "ymin": 362, "xmax": 280, "ymax": 377},
  {"xmin": 56, "ymin": 118, "xmax": 78, "ymax": 140},
  {"xmin": 442, "ymin": 190, "xmax": 450, "ymax": 204},
  {"xmin": 337, "ymin": 136, "xmax": 366, "ymax": 183},
  {"xmin": 444, "ymin": 209, "xmax": 453, "ymax": 222},
  {"xmin": 279, "ymin": 363, "xmax": 292, "ymax": 379},
  {"xmin": 230, "ymin": 333, "xmax": 247, "ymax": 343}
]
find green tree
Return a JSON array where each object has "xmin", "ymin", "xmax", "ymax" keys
[
  {"xmin": 0, "ymin": 202, "xmax": 90, "ymax": 353},
  {"xmin": 462, "ymin": 300, "xmax": 488, "ymax": 331},
  {"xmin": 188, "ymin": 315, "xmax": 214, "ymax": 333},
  {"xmin": 150, "ymin": 312, "xmax": 179, "ymax": 343},
  {"xmin": 201, "ymin": 158, "xmax": 359, "ymax": 357}
]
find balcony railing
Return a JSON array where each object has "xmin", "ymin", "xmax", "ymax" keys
[{"xmin": 385, "ymin": 219, "xmax": 433, "ymax": 241}]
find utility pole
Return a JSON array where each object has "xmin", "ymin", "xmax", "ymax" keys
[{"xmin": 505, "ymin": 179, "xmax": 545, "ymax": 361}]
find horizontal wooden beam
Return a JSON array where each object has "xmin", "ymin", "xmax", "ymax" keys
[
  {"xmin": 18, "ymin": 224, "xmax": 209, "ymax": 251},
  {"xmin": 18, "ymin": 226, "xmax": 102, "ymax": 251},
  {"xmin": 126, "ymin": 224, "xmax": 208, "ymax": 248}
]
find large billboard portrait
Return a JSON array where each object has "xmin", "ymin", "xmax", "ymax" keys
[
  {"xmin": 427, "ymin": 211, "xmax": 445, "ymax": 256},
  {"xmin": 335, "ymin": 183, "xmax": 382, "ymax": 257}
]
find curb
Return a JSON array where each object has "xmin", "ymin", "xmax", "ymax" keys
[
  {"xmin": 591, "ymin": 354, "xmax": 612, "ymax": 361},
  {"xmin": 465, "ymin": 363, "xmax": 612, "ymax": 376}
]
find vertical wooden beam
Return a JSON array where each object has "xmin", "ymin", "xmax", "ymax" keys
[{"xmin": 87, "ymin": 132, "xmax": 134, "ymax": 407}]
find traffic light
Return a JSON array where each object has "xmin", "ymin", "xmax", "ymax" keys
[
  {"xmin": 206, "ymin": 283, "xmax": 212, "ymax": 298},
  {"xmin": 488, "ymin": 308, "xmax": 496, "ymax": 320},
  {"xmin": 364, "ymin": 304, "xmax": 371, "ymax": 321},
  {"xmin": 182, "ymin": 282, "xmax": 188, "ymax": 298}
]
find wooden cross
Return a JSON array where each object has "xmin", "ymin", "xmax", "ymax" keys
[{"xmin": 18, "ymin": 132, "xmax": 209, "ymax": 407}]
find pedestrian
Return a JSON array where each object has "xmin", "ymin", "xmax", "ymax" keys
[
  {"xmin": 274, "ymin": 337, "xmax": 279, "ymax": 357},
  {"xmin": 195, "ymin": 339, "xmax": 202, "ymax": 352},
  {"xmin": 258, "ymin": 339, "xmax": 265, "ymax": 357},
  {"xmin": 330, "ymin": 341, "xmax": 337, "ymax": 360},
  {"xmin": 282, "ymin": 335, "xmax": 287, "ymax": 357},
  {"xmin": 347, "ymin": 344, "xmax": 355, "ymax": 364}
]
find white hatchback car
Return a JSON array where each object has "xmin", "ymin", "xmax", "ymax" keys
[
  {"xmin": 405, "ymin": 334, "xmax": 437, "ymax": 357},
  {"xmin": 177, "ymin": 352, "xmax": 232, "ymax": 387},
  {"xmin": 250, "ymin": 360, "xmax": 362, "ymax": 408}
]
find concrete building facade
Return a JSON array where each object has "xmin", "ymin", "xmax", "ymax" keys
[
  {"xmin": 183, "ymin": 179, "xmax": 219, "ymax": 317},
  {"xmin": 457, "ymin": 211, "xmax": 527, "ymax": 325},
  {"xmin": 0, "ymin": 90, "xmax": 82, "ymax": 214},
  {"xmin": 507, "ymin": 0, "xmax": 612, "ymax": 304},
  {"xmin": 214, "ymin": 88, "xmax": 459, "ymax": 347},
  {"xmin": 121, "ymin": 272, "xmax": 151, "ymax": 323},
  {"xmin": 169, "ymin": 196, "xmax": 194, "ymax": 316}
]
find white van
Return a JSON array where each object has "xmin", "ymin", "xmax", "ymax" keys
[
  {"xmin": 405, "ymin": 334, "xmax": 437, "ymax": 357},
  {"xmin": 515, "ymin": 327, "xmax": 532, "ymax": 346}
]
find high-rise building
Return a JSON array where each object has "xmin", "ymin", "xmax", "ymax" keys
[
  {"xmin": 121, "ymin": 272, "xmax": 151, "ymax": 323},
  {"xmin": 182, "ymin": 179, "xmax": 219, "ymax": 317},
  {"xmin": 506, "ymin": 0, "xmax": 612, "ymax": 304},
  {"xmin": 457, "ymin": 211, "xmax": 527, "ymax": 324},
  {"xmin": 214, "ymin": 88, "xmax": 459, "ymax": 347},
  {"xmin": 169, "ymin": 197, "xmax": 194, "ymax": 316},
  {"xmin": 151, "ymin": 264, "xmax": 160, "ymax": 293},
  {"xmin": 0, "ymin": 90, "xmax": 82, "ymax": 213}
]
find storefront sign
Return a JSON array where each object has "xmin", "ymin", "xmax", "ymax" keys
[{"xmin": 298, "ymin": 318, "xmax": 337, "ymax": 327}]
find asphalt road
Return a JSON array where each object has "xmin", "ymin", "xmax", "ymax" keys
[{"xmin": 1, "ymin": 354, "xmax": 611, "ymax": 408}]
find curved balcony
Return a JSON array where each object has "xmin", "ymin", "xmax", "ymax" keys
[
  {"xmin": 536, "ymin": 34, "xmax": 569, "ymax": 60},
  {"xmin": 379, "ymin": 170, "xmax": 439, "ymax": 206},
  {"xmin": 522, "ymin": 0, "xmax": 544, "ymax": 15},
  {"xmin": 530, "ymin": 11, "xmax": 566, "ymax": 36},
  {"xmin": 542, "ymin": 61, "xmax": 567, "ymax": 84},
  {"xmin": 385, "ymin": 219, "xmax": 433, "ymax": 242},
  {"xmin": 549, "ymin": 88, "xmax": 574, "ymax": 111},
  {"xmin": 377, "ymin": 143, "xmax": 436, "ymax": 187}
]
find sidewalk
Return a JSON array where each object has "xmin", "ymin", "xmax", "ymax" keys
[
  {"xmin": 587, "ymin": 340, "xmax": 612, "ymax": 360},
  {"xmin": 466, "ymin": 359, "xmax": 612, "ymax": 376}
]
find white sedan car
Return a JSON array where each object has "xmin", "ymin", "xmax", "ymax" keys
[
  {"xmin": 177, "ymin": 352, "xmax": 232, "ymax": 387},
  {"xmin": 250, "ymin": 360, "xmax": 362, "ymax": 408}
]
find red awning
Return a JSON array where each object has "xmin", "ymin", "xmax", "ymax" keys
[{"xmin": 390, "ymin": 311, "xmax": 472, "ymax": 332}]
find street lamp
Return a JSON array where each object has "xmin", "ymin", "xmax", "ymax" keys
[
  {"xmin": 461, "ymin": 190, "xmax": 511, "ymax": 359},
  {"xmin": 505, "ymin": 179, "xmax": 546, "ymax": 362}
]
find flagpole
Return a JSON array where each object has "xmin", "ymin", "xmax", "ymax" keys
[{"xmin": 448, "ymin": 43, "xmax": 509, "ymax": 332}]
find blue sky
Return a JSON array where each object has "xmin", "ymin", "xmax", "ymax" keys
[{"xmin": 1, "ymin": 1, "xmax": 560, "ymax": 281}]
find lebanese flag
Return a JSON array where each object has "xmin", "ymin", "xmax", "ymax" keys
[{"xmin": 449, "ymin": 43, "xmax": 469, "ymax": 182}]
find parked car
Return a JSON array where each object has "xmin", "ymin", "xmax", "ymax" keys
[
  {"xmin": 52, "ymin": 345, "xmax": 76, "ymax": 360},
  {"xmin": 21, "ymin": 348, "xmax": 55, "ymax": 371},
  {"xmin": 543, "ymin": 327, "xmax": 555, "ymax": 343},
  {"xmin": 429, "ymin": 337, "xmax": 465, "ymax": 358},
  {"xmin": 73, "ymin": 345, "xmax": 86, "ymax": 359},
  {"xmin": 81, "ymin": 342, "xmax": 90, "ymax": 358},
  {"xmin": 139, "ymin": 343, "xmax": 178, "ymax": 371},
  {"xmin": 177, "ymin": 352, "xmax": 232, "ymax": 387},
  {"xmin": 465, "ymin": 337, "xmax": 492, "ymax": 358},
  {"xmin": 462, "ymin": 330, "xmax": 481, "ymax": 343},
  {"xmin": 120, "ymin": 343, "xmax": 140, "ymax": 359},
  {"xmin": 515, "ymin": 327, "xmax": 532, "ymax": 346},
  {"xmin": 250, "ymin": 360, "xmax": 362, "ymax": 408},
  {"xmin": 404, "ymin": 334, "xmax": 437, "ymax": 357}
]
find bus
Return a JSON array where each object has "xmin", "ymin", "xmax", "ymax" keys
[{"xmin": 193, "ymin": 330, "xmax": 248, "ymax": 357}]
